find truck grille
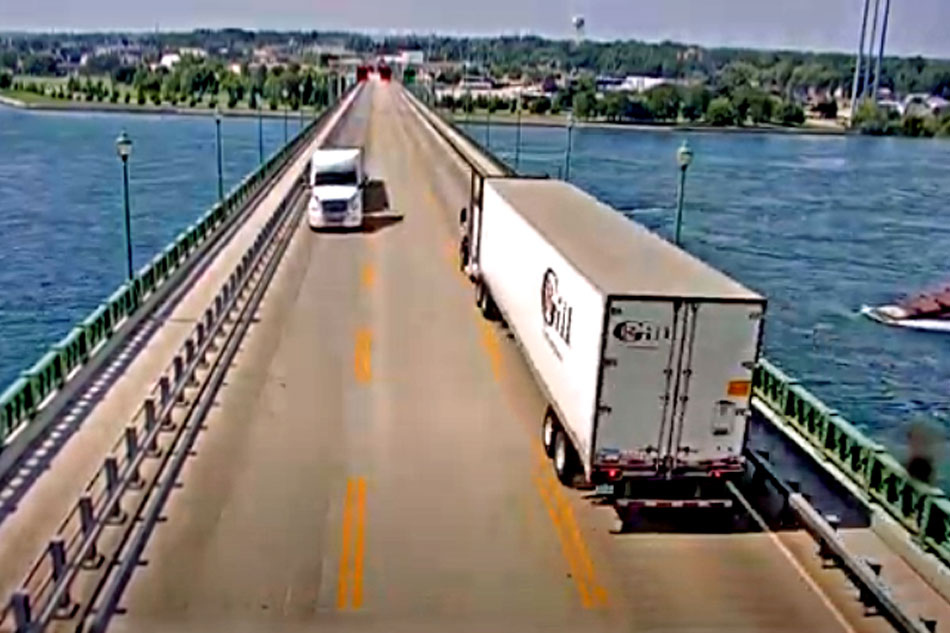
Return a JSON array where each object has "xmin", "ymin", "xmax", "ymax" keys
[{"xmin": 322, "ymin": 200, "xmax": 348, "ymax": 217}]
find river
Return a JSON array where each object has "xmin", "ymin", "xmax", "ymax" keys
[
  {"xmin": 0, "ymin": 105, "xmax": 298, "ymax": 391},
  {"xmin": 462, "ymin": 120, "xmax": 950, "ymax": 471}
]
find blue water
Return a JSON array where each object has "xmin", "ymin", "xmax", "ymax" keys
[
  {"xmin": 464, "ymin": 121, "xmax": 950, "ymax": 467},
  {"xmin": 0, "ymin": 105, "xmax": 300, "ymax": 390}
]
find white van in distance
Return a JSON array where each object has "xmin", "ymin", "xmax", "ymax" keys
[{"xmin": 308, "ymin": 148, "xmax": 365, "ymax": 229}]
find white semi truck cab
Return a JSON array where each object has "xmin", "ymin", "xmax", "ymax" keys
[{"xmin": 308, "ymin": 148, "xmax": 365, "ymax": 229}]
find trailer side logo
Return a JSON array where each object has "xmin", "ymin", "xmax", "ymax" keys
[
  {"xmin": 541, "ymin": 269, "xmax": 573, "ymax": 354},
  {"xmin": 613, "ymin": 320, "xmax": 670, "ymax": 348}
]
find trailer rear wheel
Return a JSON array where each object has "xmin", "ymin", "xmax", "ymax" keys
[
  {"xmin": 475, "ymin": 278, "xmax": 487, "ymax": 311},
  {"xmin": 554, "ymin": 430, "xmax": 577, "ymax": 486},
  {"xmin": 459, "ymin": 237, "xmax": 470, "ymax": 271},
  {"xmin": 542, "ymin": 409, "xmax": 558, "ymax": 458}
]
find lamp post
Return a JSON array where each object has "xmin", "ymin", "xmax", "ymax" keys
[
  {"xmin": 515, "ymin": 88, "xmax": 523, "ymax": 171},
  {"xmin": 564, "ymin": 110, "xmax": 575, "ymax": 182},
  {"xmin": 674, "ymin": 140, "xmax": 694, "ymax": 247},
  {"xmin": 214, "ymin": 107, "xmax": 223, "ymax": 201},
  {"xmin": 115, "ymin": 130, "xmax": 134, "ymax": 280},
  {"xmin": 257, "ymin": 94, "xmax": 263, "ymax": 164},
  {"xmin": 282, "ymin": 88, "xmax": 289, "ymax": 143}
]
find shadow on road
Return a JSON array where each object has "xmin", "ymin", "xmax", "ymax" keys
[{"xmin": 363, "ymin": 179, "xmax": 390, "ymax": 214}]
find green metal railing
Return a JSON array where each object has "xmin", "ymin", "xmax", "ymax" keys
[
  {"xmin": 0, "ymin": 83, "xmax": 352, "ymax": 453},
  {"xmin": 752, "ymin": 358, "xmax": 950, "ymax": 564}
]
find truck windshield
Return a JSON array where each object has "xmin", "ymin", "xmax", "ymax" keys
[{"xmin": 313, "ymin": 170, "xmax": 358, "ymax": 186}]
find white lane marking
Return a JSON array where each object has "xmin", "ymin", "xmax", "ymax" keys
[{"xmin": 727, "ymin": 481, "xmax": 857, "ymax": 633}]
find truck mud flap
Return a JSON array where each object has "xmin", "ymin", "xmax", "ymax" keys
[{"xmin": 616, "ymin": 498, "xmax": 734, "ymax": 509}]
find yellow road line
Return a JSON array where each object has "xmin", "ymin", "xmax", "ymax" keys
[
  {"xmin": 337, "ymin": 476, "xmax": 368, "ymax": 611},
  {"xmin": 361, "ymin": 262, "xmax": 376, "ymax": 289},
  {"xmin": 428, "ymin": 145, "xmax": 609, "ymax": 611},
  {"xmin": 354, "ymin": 329, "xmax": 372, "ymax": 383},
  {"xmin": 353, "ymin": 477, "xmax": 367, "ymax": 608},
  {"xmin": 533, "ymin": 473, "xmax": 593, "ymax": 607},
  {"xmin": 336, "ymin": 478, "xmax": 356, "ymax": 610},
  {"xmin": 475, "ymin": 302, "xmax": 609, "ymax": 609}
]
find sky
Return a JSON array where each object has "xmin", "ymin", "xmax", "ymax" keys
[{"xmin": 2, "ymin": 0, "xmax": 948, "ymax": 59}]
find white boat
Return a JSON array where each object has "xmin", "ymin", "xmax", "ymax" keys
[{"xmin": 861, "ymin": 286, "xmax": 950, "ymax": 332}]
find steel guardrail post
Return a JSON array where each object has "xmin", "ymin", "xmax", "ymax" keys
[
  {"xmin": 78, "ymin": 494, "xmax": 102, "ymax": 568},
  {"xmin": 143, "ymin": 398, "xmax": 159, "ymax": 455},
  {"xmin": 103, "ymin": 457, "xmax": 124, "ymax": 523},
  {"xmin": 48, "ymin": 537, "xmax": 70, "ymax": 612},
  {"xmin": 10, "ymin": 590, "xmax": 31, "ymax": 632},
  {"xmin": 124, "ymin": 426, "xmax": 143, "ymax": 488}
]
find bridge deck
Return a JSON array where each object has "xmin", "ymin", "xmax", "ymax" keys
[
  {"xmin": 94, "ymin": 82, "xmax": 893, "ymax": 632},
  {"xmin": 0, "ymin": 90, "xmax": 360, "ymax": 606}
]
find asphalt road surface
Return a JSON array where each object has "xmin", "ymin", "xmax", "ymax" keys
[{"xmin": 109, "ymin": 80, "xmax": 893, "ymax": 633}]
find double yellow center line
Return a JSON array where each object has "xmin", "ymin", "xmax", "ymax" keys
[
  {"xmin": 354, "ymin": 328, "xmax": 372, "ymax": 384},
  {"xmin": 337, "ymin": 476, "xmax": 367, "ymax": 610}
]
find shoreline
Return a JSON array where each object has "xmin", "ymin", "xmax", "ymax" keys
[
  {"xmin": 448, "ymin": 112, "xmax": 850, "ymax": 136},
  {"xmin": 0, "ymin": 94, "xmax": 319, "ymax": 120}
]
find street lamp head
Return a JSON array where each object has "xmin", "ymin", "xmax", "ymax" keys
[
  {"xmin": 115, "ymin": 130, "xmax": 132, "ymax": 160},
  {"xmin": 677, "ymin": 140, "xmax": 693, "ymax": 170}
]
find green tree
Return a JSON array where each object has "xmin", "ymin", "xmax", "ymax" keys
[
  {"xmin": 706, "ymin": 96, "xmax": 737, "ymax": 126},
  {"xmin": 573, "ymin": 91, "xmax": 596, "ymax": 119},
  {"xmin": 602, "ymin": 92, "xmax": 627, "ymax": 121},
  {"xmin": 681, "ymin": 86, "xmax": 710, "ymax": 122},
  {"xmin": 0, "ymin": 51, "xmax": 17, "ymax": 71},
  {"xmin": 124, "ymin": 92, "xmax": 131, "ymax": 104},
  {"xmin": 936, "ymin": 118, "xmax": 950, "ymax": 137},
  {"xmin": 300, "ymin": 72, "xmax": 315, "ymax": 105},
  {"xmin": 852, "ymin": 100, "xmax": 888, "ymax": 134},
  {"xmin": 902, "ymin": 115, "xmax": 934, "ymax": 137},
  {"xmin": 732, "ymin": 85, "xmax": 772, "ymax": 124},
  {"xmin": 776, "ymin": 100, "xmax": 805, "ymax": 126},
  {"xmin": 644, "ymin": 84, "xmax": 681, "ymax": 121},
  {"xmin": 0, "ymin": 71, "xmax": 11, "ymax": 89},
  {"xmin": 529, "ymin": 96, "xmax": 551, "ymax": 114}
]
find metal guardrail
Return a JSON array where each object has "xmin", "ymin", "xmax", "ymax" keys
[
  {"xmin": 0, "ymin": 89, "xmax": 347, "ymax": 476},
  {"xmin": 0, "ymin": 81, "xmax": 359, "ymax": 631},
  {"xmin": 403, "ymin": 85, "xmax": 514, "ymax": 178},
  {"xmin": 752, "ymin": 359, "xmax": 950, "ymax": 567}
]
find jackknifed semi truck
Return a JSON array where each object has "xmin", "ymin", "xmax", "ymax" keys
[{"xmin": 459, "ymin": 177, "xmax": 766, "ymax": 509}]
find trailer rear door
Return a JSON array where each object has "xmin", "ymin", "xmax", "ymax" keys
[{"xmin": 594, "ymin": 299, "xmax": 685, "ymax": 471}]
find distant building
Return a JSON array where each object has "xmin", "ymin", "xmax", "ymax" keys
[
  {"xmin": 602, "ymin": 75, "xmax": 676, "ymax": 93},
  {"xmin": 178, "ymin": 47, "xmax": 208, "ymax": 59},
  {"xmin": 902, "ymin": 94, "xmax": 950, "ymax": 117},
  {"xmin": 398, "ymin": 50, "xmax": 425, "ymax": 66},
  {"xmin": 159, "ymin": 53, "xmax": 181, "ymax": 69}
]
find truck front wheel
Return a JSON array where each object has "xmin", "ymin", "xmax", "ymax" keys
[{"xmin": 554, "ymin": 430, "xmax": 577, "ymax": 487}]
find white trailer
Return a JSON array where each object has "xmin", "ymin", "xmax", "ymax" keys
[
  {"xmin": 308, "ymin": 148, "xmax": 366, "ymax": 229},
  {"xmin": 462, "ymin": 178, "xmax": 765, "ymax": 507}
]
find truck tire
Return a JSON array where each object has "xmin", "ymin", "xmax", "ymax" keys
[
  {"xmin": 475, "ymin": 278, "xmax": 487, "ymax": 311},
  {"xmin": 542, "ymin": 408, "xmax": 558, "ymax": 458},
  {"xmin": 459, "ymin": 237, "xmax": 470, "ymax": 271},
  {"xmin": 554, "ymin": 430, "xmax": 577, "ymax": 487}
]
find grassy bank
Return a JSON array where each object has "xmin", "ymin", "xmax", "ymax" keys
[{"xmin": 445, "ymin": 109, "xmax": 848, "ymax": 135}]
